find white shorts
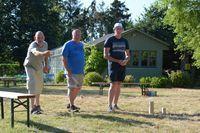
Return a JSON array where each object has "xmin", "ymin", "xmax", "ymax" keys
[
  {"xmin": 25, "ymin": 67, "xmax": 43, "ymax": 94},
  {"xmin": 66, "ymin": 74, "xmax": 84, "ymax": 89}
]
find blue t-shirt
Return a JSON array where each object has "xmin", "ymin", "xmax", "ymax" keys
[
  {"xmin": 61, "ymin": 40, "xmax": 85, "ymax": 74},
  {"xmin": 104, "ymin": 36, "xmax": 129, "ymax": 70}
]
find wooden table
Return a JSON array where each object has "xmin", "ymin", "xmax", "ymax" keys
[
  {"xmin": 0, "ymin": 77, "xmax": 26, "ymax": 87},
  {"xmin": 0, "ymin": 91, "xmax": 35, "ymax": 127},
  {"xmin": 92, "ymin": 82, "xmax": 150, "ymax": 95}
]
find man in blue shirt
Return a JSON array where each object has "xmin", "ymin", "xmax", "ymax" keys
[
  {"xmin": 104, "ymin": 23, "xmax": 130, "ymax": 112},
  {"xmin": 62, "ymin": 29, "xmax": 85, "ymax": 112}
]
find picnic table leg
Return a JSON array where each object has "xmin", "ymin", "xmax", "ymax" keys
[
  {"xmin": 140, "ymin": 85, "xmax": 144, "ymax": 95},
  {"xmin": 0, "ymin": 97, "xmax": 4, "ymax": 119},
  {"xmin": 99, "ymin": 85, "xmax": 103, "ymax": 95},
  {"xmin": 11, "ymin": 99, "xmax": 14, "ymax": 128},
  {"xmin": 13, "ymin": 81, "xmax": 17, "ymax": 86},
  {"xmin": 27, "ymin": 98, "xmax": 30, "ymax": 127},
  {"xmin": 3, "ymin": 81, "xmax": 6, "ymax": 87},
  {"xmin": 7, "ymin": 81, "xmax": 10, "ymax": 87}
]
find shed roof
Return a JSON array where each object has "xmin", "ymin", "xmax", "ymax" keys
[{"xmin": 91, "ymin": 28, "xmax": 170, "ymax": 47}]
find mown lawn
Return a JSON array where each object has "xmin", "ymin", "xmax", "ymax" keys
[{"xmin": 0, "ymin": 85, "xmax": 199, "ymax": 133}]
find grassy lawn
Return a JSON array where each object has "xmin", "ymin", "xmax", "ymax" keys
[{"xmin": 0, "ymin": 85, "xmax": 199, "ymax": 133}]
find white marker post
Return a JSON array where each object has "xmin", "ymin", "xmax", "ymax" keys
[
  {"xmin": 162, "ymin": 107, "xmax": 166, "ymax": 115},
  {"xmin": 149, "ymin": 101, "xmax": 154, "ymax": 114}
]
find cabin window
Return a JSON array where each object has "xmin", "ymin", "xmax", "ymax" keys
[
  {"xmin": 141, "ymin": 50, "xmax": 157, "ymax": 67},
  {"xmin": 149, "ymin": 51, "xmax": 157, "ymax": 66},
  {"xmin": 128, "ymin": 50, "xmax": 157, "ymax": 67},
  {"xmin": 127, "ymin": 50, "xmax": 139, "ymax": 67},
  {"xmin": 132, "ymin": 50, "xmax": 139, "ymax": 66}
]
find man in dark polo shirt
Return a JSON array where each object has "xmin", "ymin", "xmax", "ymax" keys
[{"xmin": 104, "ymin": 23, "xmax": 130, "ymax": 112}]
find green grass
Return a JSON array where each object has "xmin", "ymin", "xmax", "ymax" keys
[{"xmin": 0, "ymin": 85, "xmax": 199, "ymax": 133}]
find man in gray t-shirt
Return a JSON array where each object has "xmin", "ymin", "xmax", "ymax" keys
[{"xmin": 24, "ymin": 31, "xmax": 51, "ymax": 114}]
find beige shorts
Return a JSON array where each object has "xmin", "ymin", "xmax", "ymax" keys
[
  {"xmin": 66, "ymin": 74, "xmax": 84, "ymax": 89},
  {"xmin": 25, "ymin": 67, "xmax": 43, "ymax": 94}
]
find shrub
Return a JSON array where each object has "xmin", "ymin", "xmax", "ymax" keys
[
  {"xmin": 140, "ymin": 76, "xmax": 171, "ymax": 88},
  {"xmin": 104, "ymin": 75, "xmax": 110, "ymax": 82},
  {"xmin": 168, "ymin": 70, "xmax": 191, "ymax": 87},
  {"xmin": 84, "ymin": 72, "xmax": 104, "ymax": 86},
  {"xmin": 84, "ymin": 46, "xmax": 107, "ymax": 74},
  {"xmin": 55, "ymin": 70, "xmax": 65, "ymax": 83},
  {"xmin": 0, "ymin": 63, "xmax": 20, "ymax": 76},
  {"xmin": 139, "ymin": 77, "xmax": 151, "ymax": 84},
  {"xmin": 150, "ymin": 77, "xmax": 161, "ymax": 88},
  {"xmin": 150, "ymin": 77, "xmax": 171, "ymax": 88},
  {"xmin": 124, "ymin": 75, "xmax": 134, "ymax": 83},
  {"xmin": 159, "ymin": 77, "xmax": 172, "ymax": 88}
]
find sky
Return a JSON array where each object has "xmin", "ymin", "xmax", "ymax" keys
[{"xmin": 81, "ymin": 0, "xmax": 157, "ymax": 22}]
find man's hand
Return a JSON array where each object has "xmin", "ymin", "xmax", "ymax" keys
[
  {"xmin": 67, "ymin": 70, "xmax": 72, "ymax": 77},
  {"xmin": 119, "ymin": 59, "xmax": 129, "ymax": 66},
  {"xmin": 43, "ymin": 50, "xmax": 53, "ymax": 57},
  {"xmin": 43, "ymin": 66, "xmax": 50, "ymax": 73}
]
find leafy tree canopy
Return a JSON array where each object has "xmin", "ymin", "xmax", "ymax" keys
[{"xmin": 160, "ymin": 0, "xmax": 200, "ymax": 67}]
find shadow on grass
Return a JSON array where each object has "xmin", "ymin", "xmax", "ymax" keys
[
  {"xmin": 0, "ymin": 87, "xmax": 27, "ymax": 93},
  {"xmin": 17, "ymin": 120, "xmax": 71, "ymax": 133},
  {"xmin": 43, "ymin": 88, "xmax": 67, "ymax": 95},
  {"xmin": 0, "ymin": 86, "xmax": 106, "ymax": 96},
  {"xmin": 43, "ymin": 88, "xmax": 107, "ymax": 96},
  {"xmin": 116, "ymin": 111, "xmax": 200, "ymax": 122},
  {"xmin": 81, "ymin": 89, "xmax": 108, "ymax": 95},
  {"xmin": 76, "ymin": 113, "xmax": 155, "ymax": 126}
]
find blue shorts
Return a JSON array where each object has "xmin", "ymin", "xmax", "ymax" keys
[{"xmin": 109, "ymin": 67, "xmax": 125, "ymax": 82}]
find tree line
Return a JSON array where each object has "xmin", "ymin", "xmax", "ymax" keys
[
  {"xmin": 0, "ymin": 0, "xmax": 199, "ymax": 71},
  {"xmin": 0, "ymin": 0, "xmax": 132, "ymax": 67}
]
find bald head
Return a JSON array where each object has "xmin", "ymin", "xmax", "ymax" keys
[
  {"xmin": 72, "ymin": 29, "xmax": 81, "ymax": 42},
  {"xmin": 34, "ymin": 31, "xmax": 45, "ymax": 43}
]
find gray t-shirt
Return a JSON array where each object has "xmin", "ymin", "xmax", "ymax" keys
[{"xmin": 24, "ymin": 41, "xmax": 48, "ymax": 70}]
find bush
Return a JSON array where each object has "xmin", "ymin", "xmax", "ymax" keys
[
  {"xmin": 159, "ymin": 77, "xmax": 172, "ymax": 88},
  {"xmin": 84, "ymin": 72, "xmax": 104, "ymax": 86},
  {"xmin": 168, "ymin": 70, "xmax": 191, "ymax": 87},
  {"xmin": 150, "ymin": 77, "xmax": 171, "ymax": 88},
  {"xmin": 150, "ymin": 77, "xmax": 161, "ymax": 88},
  {"xmin": 124, "ymin": 75, "xmax": 134, "ymax": 83},
  {"xmin": 55, "ymin": 70, "xmax": 65, "ymax": 83},
  {"xmin": 104, "ymin": 75, "xmax": 110, "ymax": 82},
  {"xmin": 0, "ymin": 63, "xmax": 20, "ymax": 76},
  {"xmin": 84, "ymin": 46, "xmax": 107, "ymax": 74},
  {"xmin": 139, "ymin": 77, "xmax": 151, "ymax": 84},
  {"xmin": 140, "ymin": 76, "xmax": 171, "ymax": 88}
]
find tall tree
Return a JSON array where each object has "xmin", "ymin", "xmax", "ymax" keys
[
  {"xmin": 106, "ymin": 0, "xmax": 131, "ymax": 33},
  {"xmin": 61, "ymin": 0, "xmax": 83, "ymax": 40},
  {"xmin": 0, "ymin": 0, "xmax": 65, "ymax": 66},
  {"xmin": 0, "ymin": 0, "xmax": 18, "ymax": 63},
  {"xmin": 15, "ymin": 0, "xmax": 65, "ymax": 66},
  {"xmin": 160, "ymin": 0, "xmax": 200, "ymax": 67},
  {"xmin": 135, "ymin": 3, "xmax": 179, "ymax": 69}
]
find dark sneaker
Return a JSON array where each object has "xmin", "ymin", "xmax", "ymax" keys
[
  {"xmin": 113, "ymin": 104, "xmax": 120, "ymax": 110},
  {"xmin": 32, "ymin": 110, "xmax": 42, "ymax": 114},
  {"xmin": 31, "ymin": 107, "xmax": 37, "ymax": 114},
  {"xmin": 67, "ymin": 104, "xmax": 80, "ymax": 110},
  {"xmin": 69, "ymin": 105, "xmax": 80, "ymax": 112},
  {"xmin": 31, "ymin": 107, "xmax": 42, "ymax": 114},
  {"xmin": 67, "ymin": 104, "xmax": 70, "ymax": 109},
  {"xmin": 73, "ymin": 105, "xmax": 80, "ymax": 110},
  {"xmin": 36, "ymin": 105, "xmax": 43, "ymax": 112}
]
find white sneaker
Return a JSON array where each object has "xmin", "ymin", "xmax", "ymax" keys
[{"xmin": 108, "ymin": 106, "xmax": 114, "ymax": 112}]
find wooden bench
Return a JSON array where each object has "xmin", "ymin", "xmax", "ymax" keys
[
  {"xmin": 0, "ymin": 91, "xmax": 35, "ymax": 127},
  {"xmin": 92, "ymin": 82, "xmax": 150, "ymax": 95},
  {"xmin": 0, "ymin": 77, "xmax": 26, "ymax": 87}
]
